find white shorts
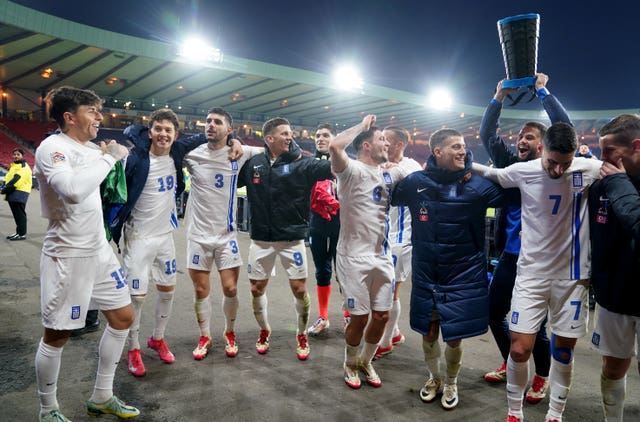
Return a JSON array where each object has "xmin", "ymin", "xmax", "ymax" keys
[
  {"xmin": 40, "ymin": 244, "xmax": 131, "ymax": 330},
  {"xmin": 337, "ymin": 254, "xmax": 395, "ymax": 315},
  {"xmin": 391, "ymin": 242, "xmax": 412, "ymax": 282},
  {"xmin": 187, "ymin": 232, "xmax": 243, "ymax": 272},
  {"xmin": 247, "ymin": 240, "xmax": 307, "ymax": 280},
  {"xmin": 509, "ymin": 276, "xmax": 589, "ymax": 338},
  {"xmin": 591, "ymin": 306, "xmax": 640, "ymax": 360},
  {"xmin": 123, "ymin": 232, "xmax": 176, "ymax": 295}
]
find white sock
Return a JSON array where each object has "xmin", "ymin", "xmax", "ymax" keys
[
  {"xmin": 252, "ymin": 295, "xmax": 270, "ymax": 331},
  {"xmin": 128, "ymin": 295, "xmax": 145, "ymax": 350},
  {"xmin": 153, "ymin": 290, "xmax": 174, "ymax": 340},
  {"xmin": 222, "ymin": 295, "xmax": 239, "ymax": 332},
  {"xmin": 359, "ymin": 341, "xmax": 378, "ymax": 364},
  {"xmin": 444, "ymin": 343, "xmax": 463, "ymax": 385},
  {"xmin": 422, "ymin": 338, "xmax": 442, "ymax": 380},
  {"xmin": 35, "ymin": 339, "xmax": 62, "ymax": 415},
  {"xmin": 506, "ymin": 356, "xmax": 529, "ymax": 419},
  {"xmin": 194, "ymin": 296, "xmax": 212, "ymax": 338},
  {"xmin": 344, "ymin": 342, "xmax": 360, "ymax": 368},
  {"xmin": 380, "ymin": 299, "xmax": 400, "ymax": 347},
  {"xmin": 601, "ymin": 373, "xmax": 626, "ymax": 422},
  {"xmin": 294, "ymin": 293, "xmax": 310, "ymax": 334},
  {"xmin": 91, "ymin": 325, "xmax": 128, "ymax": 403},
  {"xmin": 547, "ymin": 357, "xmax": 573, "ymax": 421}
]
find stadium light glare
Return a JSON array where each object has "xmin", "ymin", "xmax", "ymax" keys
[
  {"xmin": 177, "ymin": 36, "xmax": 223, "ymax": 63},
  {"xmin": 428, "ymin": 88, "xmax": 453, "ymax": 110},
  {"xmin": 333, "ymin": 65, "xmax": 364, "ymax": 92}
]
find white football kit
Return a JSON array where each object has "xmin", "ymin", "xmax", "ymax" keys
[
  {"xmin": 479, "ymin": 157, "xmax": 601, "ymax": 336},
  {"xmin": 35, "ymin": 133, "xmax": 130, "ymax": 329},
  {"xmin": 184, "ymin": 144, "xmax": 260, "ymax": 271},
  {"xmin": 336, "ymin": 159, "xmax": 407, "ymax": 314},
  {"xmin": 123, "ymin": 154, "xmax": 179, "ymax": 294}
]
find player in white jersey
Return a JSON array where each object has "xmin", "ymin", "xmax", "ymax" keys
[
  {"xmin": 330, "ymin": 115, "xmax": 408, "ymax": 389},
  {"xmin": 33, "ymin": 86, "xmax": 139, "ymax": 421},
  {"xmin": 473, "ymin": 122, "xmax": 601, "ymax": 422},
  {"xmin": 185, "ymin": 107, "xmax": 262, "ymax": 360},
  {"xmin": 375, "ymin": 126, "xmax": 422, "ymax": 359}
]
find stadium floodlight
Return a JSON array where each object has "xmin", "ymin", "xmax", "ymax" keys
[
  {"xmin": 333, "ymin": 65, "xmax": 364, "ymax": 92},
  {"xmin": 177, "ymin": 36, "xmax": 223, "ymax": 63},
  {"xmin": 427, "ymin": 88, "xmax": 453, "ymax": 110}
]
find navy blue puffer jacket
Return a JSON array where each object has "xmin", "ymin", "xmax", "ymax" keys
[{"xmin": 391, "ymin": 152, "xmax": 504, "ymax": 341}]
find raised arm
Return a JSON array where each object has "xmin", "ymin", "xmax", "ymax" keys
[
  {"xmin": 329, "ymin": 114, "xmax": 376, "ymax": 173},
  {"xmin": 535, "ymin": 73, "xmax": 572, "ymax": 125},
  {"xmin": 479, "ymin": 79, "xmax": 518, "ymax": 167}
]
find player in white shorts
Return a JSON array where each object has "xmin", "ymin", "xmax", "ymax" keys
[
  {"xmin": 237, "ymin": 117, "xmax": 333, "ymax": 361},
  {"xmin": 185, "ymin": 107, "xmax": 262, "ymax": 360},
  {"xmin": 374, "ymin": 126, "xmax": 422, "ymax": 359},
  {"xmin": 34, "ymin": 86, "xmax": 139, "ymax": 421},
  {"xmin": 588, "ymin": 114, "xmax": 640, "ymax": 421},
  {"xmin": 473, "ymin": 122, "xmax": 602, "ymax": 422},
  {"xmin": 330, "ymin": 115, "xmax": 408, "ymax": 389}
]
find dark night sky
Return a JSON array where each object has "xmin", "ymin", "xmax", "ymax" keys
[{"xmin": 13, "ymin": 0, "xmax": 640, "ymax": 110}]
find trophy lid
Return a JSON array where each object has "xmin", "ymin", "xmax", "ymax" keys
[{"xmin": 497, "ymin": 13, "xmax": 540, "ymax": 26}]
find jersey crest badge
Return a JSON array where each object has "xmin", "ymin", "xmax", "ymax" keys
[
  {"xmin": 591, "ymin": 331, "xmax": 600, "ymax": 346},
  {"xmin": 282, "ymin": 164, "xmax": 290, "ymax": 174},
  {"xmin": 192, "ymin": 255, "xmax": 200, "ymax": 265},
  {"xmin": 347, "ymin": 297, "xmax": 355, "ymax": 309},
  {"xmin": 596, "ymin": 196, "xmax": 609, "ymax": 224},
  {"xmin": 448, "ymin": 184, "xmax": 457, "ymax": 198},
  {"xmin": 71, "ymin": 305, "xmax": 81, "ymax": 320},
  {"xmin": 511, "ymin": 311, "xmax": 519, "ymax": 325},
  {"xmin": 231, "ymin": 161, "xmax": 238, "ymax": 171},
  {"xmin": 383, "ymin": 172, "xmax": 392, "ymax": 184},
  {"xmin": 572, "ymin": 172, "xmax": 583, "ymax": 188},
  {"xmin": 252, "ymin": 167, "xmax": 261, "ymax": 184},
  {"xmin": 50, "ymin": 151, "xmax": 66, "ymax": 164},
  {"xmin": 132, "ymin": 278, "xmax": 140, "ymax": 289},
  {"xmin": 419, "ymin": 204, "xmax": 429, "ymax": 222}
]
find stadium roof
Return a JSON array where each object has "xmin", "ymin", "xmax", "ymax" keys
[{"xmin": 0, "ymin": 0, "xmax": 635, "ymax": 139}]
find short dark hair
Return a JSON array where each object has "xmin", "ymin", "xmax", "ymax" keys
[
  {"xmin": 522, "ymin": 121, "xmax": 548, "ymax": 139},
  {"xmin": 353, "ymin": 126, "xmax": 379, "ymax": 153},
  {"xmin": 12, "ymin": 148, "xmax": 25, "ymax": 155},
  {"xmin": 149, "ymin": 108, "xmax": 180, "ymax": 131},
  {"xmin": 316, "ymin": 123, "xmax": 336, "ymax": 135},
  {"xmin": 543, "ymin": 122, "xmax": 577, "ymax": 154},
  {"xmin": 45, "ymin": 86, "xmax": 102, "ymax": 128},
  {"xmin": 207, "ymin": 107, "xmax": 233, "ymax": 126},
  {"xmin": 262, "ymin": 117, "xmax": 290, "ymax": 137},
  {"xmin": 599, "ymin": 114, "xmax": 640, "ymax": 147},
  {"xmin": 429, "ymin": 128, "xmax": 462, "ymax": 150},
  {"xmin": 383, "ymin": 126, "xmax": 409, "ymax": 146}
]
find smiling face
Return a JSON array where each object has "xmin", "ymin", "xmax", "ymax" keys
[
  {"xmin": 63, "ymin": 103, "xmax": 103, "ymax": 143},
  {"xmin": 266, "ymin": 124, "xmax": 293, "ymax": 158},
  {"xmin": 205, "ymin": 112, "xmax": 232, "ymax": 148},
  {"xmin": 314, "ymin": 128, "xmax": 333, "ymax": 154},
  {"xmin": 367, "ymin": 129, "xmax": 389, "ymax": 165},
  {"xmin": 434, "ymin": 135, "xmax": 466, "ymax": 171},
  {"xmin": 516, "ymin": 125, "xmax": 543, "ymax": 161},
  {"xmin": 148, "ymin": 119, "xmax": 178, "ymax": 156}
]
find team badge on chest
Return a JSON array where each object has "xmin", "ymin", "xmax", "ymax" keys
[
  {"xmin": 282, "ymin": 164, "xmax": 290, "ymax": 174},
  {"xmin": 572, "ymin": 172, "xmax": 583, "ymax": 188}
]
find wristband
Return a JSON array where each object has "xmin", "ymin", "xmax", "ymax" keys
[{"xmin": 536, "ymin": 87, "xmax": 550, "ymax": 100}]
